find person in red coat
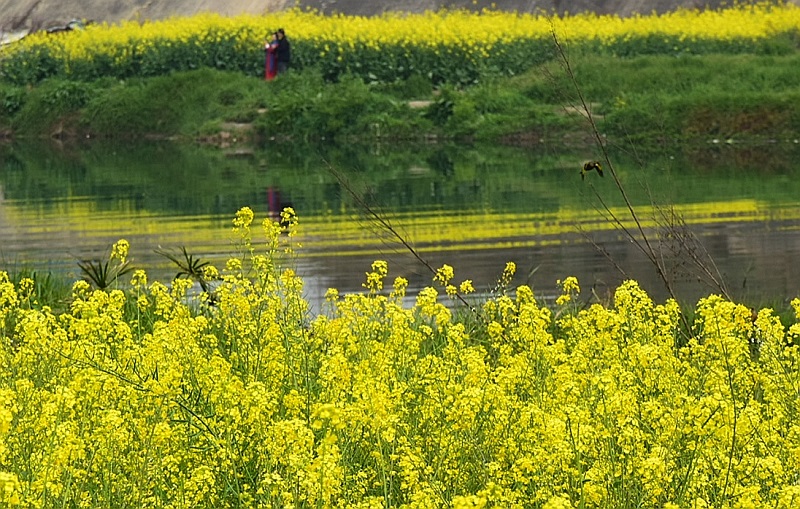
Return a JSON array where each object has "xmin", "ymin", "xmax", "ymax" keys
[{"xmin": 264, "ymin": 32, "xmax": 278, "ymax": 81}]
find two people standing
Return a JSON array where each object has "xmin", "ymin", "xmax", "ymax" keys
[{"xmin": 264, "ymin": 28, "xmax": 290, "ymax": 81}]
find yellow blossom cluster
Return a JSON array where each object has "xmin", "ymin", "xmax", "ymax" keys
[
  {"xmin": 1, "ymin": 208, "xmax": 800, "ymax": 507},
  {"xmin": 2, "ymin": 3, "xmax": 800, "ymax": 84}
]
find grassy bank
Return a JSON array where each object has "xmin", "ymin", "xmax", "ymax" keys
[
  {"xmin": 4, "ymin": 51, "xmax": 800, "ymax": 144},
  {"xmin": 0, "ymin": 66, "xmax": 571, "ymax": 143},
  {"xmin": 3, "ymin": 4, "xmax": 800, "ymax": 143}
]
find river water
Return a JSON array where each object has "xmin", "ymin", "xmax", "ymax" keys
[{"xmin": 2, "ymin": 139, "xmax": 800, "ymax": 311}]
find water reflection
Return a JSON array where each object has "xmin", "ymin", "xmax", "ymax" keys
[{"xmin": 2, "ymin": 139, "xmax": 800, "ymax": 309}]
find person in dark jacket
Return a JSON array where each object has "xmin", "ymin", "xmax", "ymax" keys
[{"xmin": 275, "ymin": 28, "xmax": 291, "ymax": 74}]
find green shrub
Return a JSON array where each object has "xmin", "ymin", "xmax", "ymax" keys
[
  {"xmin": 83, "ymin": 79, "xmax": 182, "ymax": 136},
  {"xmin": 372, "ymin": 73, "xmax": 434, "ymax": 100},
  {"xmin": 423, "ymin": 86, "xmax": 458, "ymax": 127},
  {"xmin": 1, "ymin": 86, "xmax": 26, "ymax": 117},
  {"xmin": 0, "ymin": 44, "xmax": 63, "ymax": 85},
  {"xmin": 254, "ymin": 71, "xmax": 428, "ymax": 141},
  {"xmin": 83, "ymin": 69, "xmax": 257, "ymax": 136},
  {"xmin": 11, "ymin": 79, "xmax": 96, "ymax": 134}
]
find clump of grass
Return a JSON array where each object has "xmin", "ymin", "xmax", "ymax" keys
[
  {"xmin": 83, "ymin": 69, "xmax": 260, "ymax": 137},
  {"xmin": 11, "ymin": 79, "xmax": 96, "ymax": 135},
  {"xmin": 156, "ymin": 246, "xmax": 218, "ymax": 297},
  {"xmin": 520, "ymin": 53, "xmax": 800, "ymax": 144},
  {"xmin": 3, "ymin": 266, "xmax": 72, "ymax": 311},
  {"xmin": 254, "ymin": 70, "xmax": 433, "ymax": 141},
  {"xmin": 77, "ymin": 240, "xmax": 135, "ymax": 290}
]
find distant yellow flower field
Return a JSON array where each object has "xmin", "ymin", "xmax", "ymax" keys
[{"xmin": 2, "ymin": 3, "xmax": 800, "ymax": 84}]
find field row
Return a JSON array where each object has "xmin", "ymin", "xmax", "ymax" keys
[{"xmin": 2, "ymin": 4, "xmax": 800, "ymax": 84}]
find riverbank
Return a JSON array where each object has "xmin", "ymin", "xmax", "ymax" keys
[
  {"xmin": 3, "ymin": 51, "xmax": 800, "ymax": 148},
  {"xmin": 4, "ymin": 5, "xmax": 800, "ymax": 146}
]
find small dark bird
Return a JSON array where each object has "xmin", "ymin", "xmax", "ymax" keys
[{"xmin": 581, "ymin": 161, "xmax": 603, "ymax": 180}]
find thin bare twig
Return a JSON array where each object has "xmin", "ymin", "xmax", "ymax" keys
[
  {"xmin": 551, "ymin": 30, "xmax": 677, "ymax": 299},
  {"xmin": 551, "ymin": 28, "xmax": 731, "ymax": 310}
]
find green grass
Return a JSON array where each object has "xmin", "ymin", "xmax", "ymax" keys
[
  {"xmin": 516, "ymin": 53, "xmax": 800, "ymax": 141},
  {"xmin": 5, "ymin": 53, "xmax": 800, "ymax": 142},
  {"xmin": 0, "ymin": 264, "xmax": 72, "ymax": 312},
  {"xmin": 82, "ymin": 69, "xmax": 262, "ymax": 137}
]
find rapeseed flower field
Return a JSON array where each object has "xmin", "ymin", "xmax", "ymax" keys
[
  {"xmin": 1, "ymin": 208, "xmax": 800, "ymax": 507},
  {"xmin": 3, "ymin": 4, "xmax": 800, "ymax": 506},
  {"xmin": 2, "ymin": 3, "xmax": 800, "ymax": 84}
]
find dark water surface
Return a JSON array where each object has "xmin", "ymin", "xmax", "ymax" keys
[{"xmin": 2, "ymin": 139, "xmax": 800, "ymax": 310}]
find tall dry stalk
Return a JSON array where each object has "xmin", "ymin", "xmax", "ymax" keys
[{"xmin": 550, "ymin": 29, "xmax": 731, "ymax": 311}]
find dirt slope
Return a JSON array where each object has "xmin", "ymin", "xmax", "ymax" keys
[{"xmin": 4, "ymin": 0, "xmax": 792, "ymax": 32}]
